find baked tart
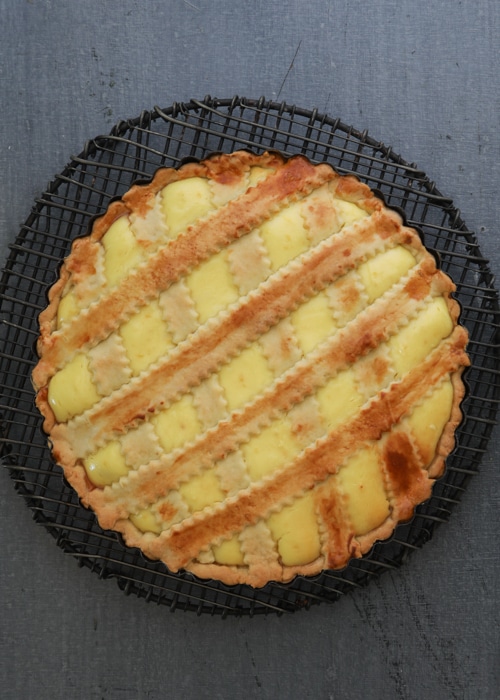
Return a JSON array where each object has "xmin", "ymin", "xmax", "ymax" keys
[{"xmin": 32, "ymin": 151, "xmax": 469, "ymax": 588}]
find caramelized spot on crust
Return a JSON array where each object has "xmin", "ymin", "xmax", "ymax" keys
[
  {"xmin": 383, "ymin": 431, "xmax": 431, "ymax": 521},
  {"xmin": 65, "ymin": 237, "xmax": 99, "ymax": 281},
  {"xmin": 316, "ymin": 481, "xmax": 358, "ymax": 570},
  {"xmin": 405, "ymin": 261, "xmax": 439, "ymax": 301},
  {"xmin": 336, "ymin": 275, "xmax": 361, "ymax": 311},
  {"xmin": 306, "ymin": 197, "xmax": 339, "ymax": 233}
]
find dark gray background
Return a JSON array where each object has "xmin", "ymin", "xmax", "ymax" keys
[{"xmin": 1, "ymin": 2, "xmax": 498, "ymax": 699}]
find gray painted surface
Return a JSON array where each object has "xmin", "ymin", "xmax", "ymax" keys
[{"xmin": 0, "ymin": 2, "xmax": 498, "ymax": 698}]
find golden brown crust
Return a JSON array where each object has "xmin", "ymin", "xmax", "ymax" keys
[{"xmin": 32, "ymin": 150, "xmax": 469, "ymax": 588}]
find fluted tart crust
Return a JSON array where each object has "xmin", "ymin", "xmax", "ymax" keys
[{"xmin": 33, "ymin": 151, "xmax": 469, "ymax": 587}]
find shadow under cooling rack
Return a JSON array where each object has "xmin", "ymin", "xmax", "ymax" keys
[{"xmin": 1, "ymin": 96, "xmax": 499, "ymax": 615}]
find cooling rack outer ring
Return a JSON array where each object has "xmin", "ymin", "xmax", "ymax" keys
[{"xmin": 1, "ymin": 95, "xmax": 499, "ymax": 616}]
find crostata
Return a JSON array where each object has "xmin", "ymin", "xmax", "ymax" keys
[{"xmin": 33, "ymin": 151, "xmax": 469, "ymax": 587}]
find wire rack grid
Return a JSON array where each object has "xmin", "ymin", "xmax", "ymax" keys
[{"xmin": 1, "ymin": 96, "xmax": 498, "ymax": 616}]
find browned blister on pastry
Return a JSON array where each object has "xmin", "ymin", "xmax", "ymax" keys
[{"xmin": 33, "ymin": 151, "xmax": 469, "ymax": 587}]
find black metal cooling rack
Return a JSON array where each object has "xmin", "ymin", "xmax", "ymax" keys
[{"xmin": 1, "ymin": 96, "xmax": 499, "ymax": 616}]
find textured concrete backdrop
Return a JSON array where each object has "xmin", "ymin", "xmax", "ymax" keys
[{"xmin": 1, "ymin": 2, "xmax": 498, "ymax": 699}]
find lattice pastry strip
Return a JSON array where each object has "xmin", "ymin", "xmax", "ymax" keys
[{"xmin": 33, "ymin": 151, "xmax": 469, "ymax": 588}]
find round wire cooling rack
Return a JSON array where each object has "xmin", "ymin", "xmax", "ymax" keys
[{"xmin": 1, "ymin": 96, "xmax": 499, "ymax": 616}]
